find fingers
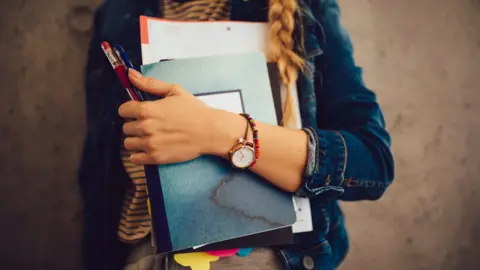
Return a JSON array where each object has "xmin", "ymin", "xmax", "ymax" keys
[
  {"xmin": 128, "ymin": 68, "xmax": 181, "ymax": 97},
  {"xmin": 123, "ymin": 136, "xmax": 177, "ymax": 165},
  {"xmin": 130, "ymin": 153, "xmax": 157, "ymax": 165},
  {"xmin": 118, "ymin": 101, "xmax": 156, "ymax": 120},
  {"xmin": 129, "ymin": 151, "xmax": 176, "ymax": 165},
  {"xmin": 124, "ymin": 137, "xmax": 145, "ymax": 151},
  {"xmin": 118, "ymin": 101, "xmax": 141, "ymax": 119},
  {"xmin": 123, "ymin": 137, "xmax": 157, "ymax": 164},
  {"xmin": 123, "ymin": 120, "xmax": 156, "ymax": 136},
  {"xmin": 124, "ymin": 136, "xmax": 162, "ymax": 155}
]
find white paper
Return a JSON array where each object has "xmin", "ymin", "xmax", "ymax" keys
[
  {"xmin": 142, "ymin": 19, "xmax": 268, "ymax": 65},
  {"xmin": 291, "ymin": 197, "xmax": 313, "ymax": 233},
  {"xmin": 142, "ymin": 18, "xmax": 313, "ymax": 233}
]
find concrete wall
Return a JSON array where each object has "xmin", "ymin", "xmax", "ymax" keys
[
  {"xmin": 340, "ymin": 1, "xmax": 480, "ymax": 269},
  {"xmin": 0, "ymin": 0, "xmax": 478, "ymax": 269}
]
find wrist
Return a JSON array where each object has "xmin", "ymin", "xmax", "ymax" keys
[{"xmin": 204, "ymin": 109, "xmax": 246, "ymax": 158}]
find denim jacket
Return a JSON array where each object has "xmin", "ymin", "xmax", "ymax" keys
[{"xmin": 79, "ymin": 0, "xmax": 395, "ymax": 269}]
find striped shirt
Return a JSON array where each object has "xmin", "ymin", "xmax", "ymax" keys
[{"xmin": 118, "ymin": 0, "xmax": 230, "ymax": 243}]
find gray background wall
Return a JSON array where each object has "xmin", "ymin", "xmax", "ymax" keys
[{"xmin": 0, "ymin": 0, "xmax": 478, "ymax": 269}]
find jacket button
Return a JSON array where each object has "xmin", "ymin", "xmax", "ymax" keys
[{"xmin": 302, "ymin": 256, "xmax": 315, "ymax": 269}]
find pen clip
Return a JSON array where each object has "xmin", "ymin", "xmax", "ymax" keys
[{"xmin": 113, "ymin": 47, "xmax": 127, "ymax": 67}]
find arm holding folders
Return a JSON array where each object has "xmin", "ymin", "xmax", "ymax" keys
[{"xmin": 120, "ymin": 66, "xmax": 308, "ymax": 193}]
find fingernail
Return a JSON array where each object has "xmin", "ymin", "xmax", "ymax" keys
[{"xmin": 129, "ymin": 68, "xmax": 142, "ymax": 79}]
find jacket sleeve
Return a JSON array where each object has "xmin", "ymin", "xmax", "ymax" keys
[{"xmin": 295, "ymin": 0, "xmax": 395, "ymax": 201}]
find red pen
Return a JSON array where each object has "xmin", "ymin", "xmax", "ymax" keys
[{"xmin": 101, "ymin": 41, "xmax": 139, "ymax": 101}]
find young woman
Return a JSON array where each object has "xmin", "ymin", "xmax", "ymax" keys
[{"xmin": 79, "ymin": 0, "xmax": 395, "ymax": 269}]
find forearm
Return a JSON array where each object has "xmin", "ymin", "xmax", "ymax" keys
[{"xmin": 207, "ymin": 109, "xmax": 308, "ymax": 193}]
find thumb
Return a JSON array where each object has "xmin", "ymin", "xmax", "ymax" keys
[{"xmin": 128, "ymin": 68, "xmax": 181, "ymax": 97}]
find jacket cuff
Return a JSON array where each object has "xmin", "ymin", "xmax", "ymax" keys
[{"xmin": 296, "ymin": 127, "xmax": 346, "ymax": 199}]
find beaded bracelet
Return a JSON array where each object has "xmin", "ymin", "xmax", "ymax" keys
[{"xmin": 240, "ymin": 113, "xmax": 260, "ymax": 167}]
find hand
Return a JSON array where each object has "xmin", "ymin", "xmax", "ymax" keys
[{"xmin": 118, "ymin": 69, "xmax": 218, "ymax": 165}]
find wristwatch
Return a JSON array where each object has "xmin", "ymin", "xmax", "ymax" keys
[{"xmin": 229, "ymin": 138, "xmax": 256, "ymax": 169}]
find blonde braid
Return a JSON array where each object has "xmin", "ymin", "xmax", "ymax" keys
[{"xmin": 268, "ymin": 0, "xmax": 304, "ymax": 127}]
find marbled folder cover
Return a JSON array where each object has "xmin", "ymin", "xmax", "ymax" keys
[{"xmin": 141, "ymin": 52, "xmax": 296, "ymax": 253}]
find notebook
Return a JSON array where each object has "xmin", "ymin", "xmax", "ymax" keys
[
  {"xmin": 140, "ymin": 16, "xmax": 313, "ymax": 234},
  {"xmin": 141, "ymin": 52, "xmax": 297, "ymax": 253}
]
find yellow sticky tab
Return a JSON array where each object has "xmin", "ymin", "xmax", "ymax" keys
[
  {"xmin": 174, "ymin": 252, "xmax": 219, "ymax": 270},
  {"xmin": 147, "ymin": 198, "xmax": 152, "ymax": 216},
  {"xmin": 145, "ymin": 187, "xmax": 152, "ymax": 216}
]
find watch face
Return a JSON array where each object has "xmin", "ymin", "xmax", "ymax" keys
[{"xmin": 231, "ymin": 146, "xmax": 255, "ymax": 168}]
